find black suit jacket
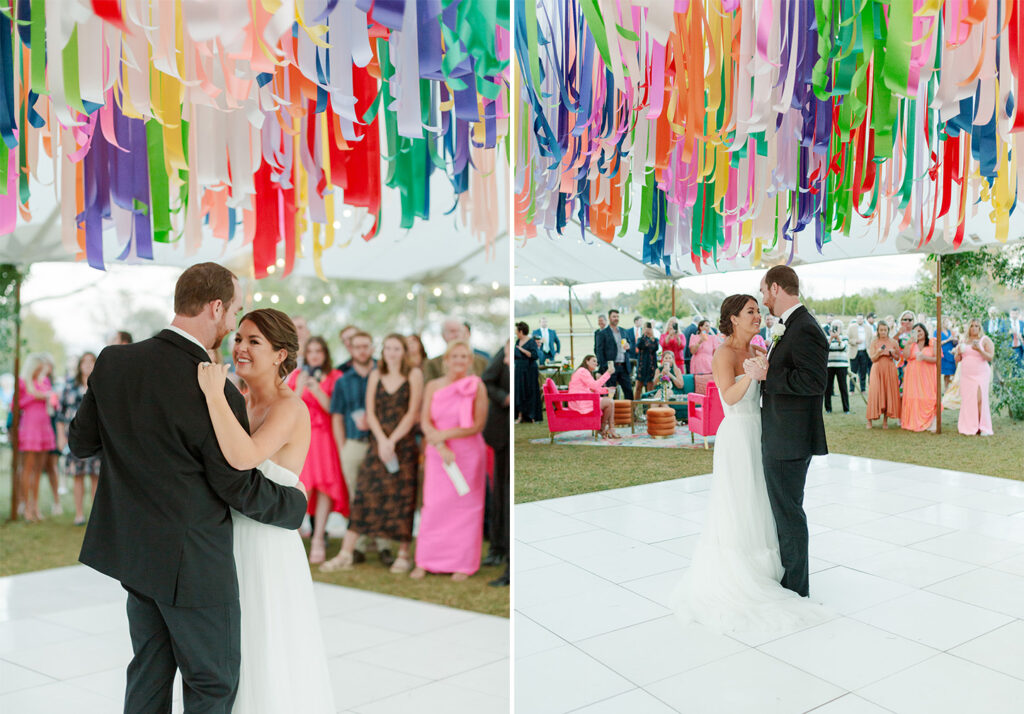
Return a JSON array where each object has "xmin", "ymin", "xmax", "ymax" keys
[
  {"xmin": 70, "ymin": 330, "xmax": 307, "ymax": 607},
  {"xmin": 682, "ymin": 323, "xmax": 699, "ymax": 360},
  {"xmin": 595, "ymin": 326, "xmax": 631, "ymax": 373},
  {"xmin": 481, "ymin": 347, "xmax": 510, "ymax": 449},
  {"xmin": 761, "ymin": 306, "xmax": 829, "ymax": 460}
]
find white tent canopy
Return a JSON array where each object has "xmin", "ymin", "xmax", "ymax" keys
[
  {"xmin": 515, "ymin": 208, "xmax": 1024, "ymax": 287},
  {"xmin": 2, "ymin": 168, "xmax": 508, "ymax": 286}
]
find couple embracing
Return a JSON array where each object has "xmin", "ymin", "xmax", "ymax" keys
[
  {"xmin": 674, "ymin": 266, "xmax": 832, "ymax": 632},
  {"xmin": 70, "ymin": 263, "xmax": 335, "ymax": 712}
]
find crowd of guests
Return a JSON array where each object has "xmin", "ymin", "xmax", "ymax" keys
[
  {"xmin": 514, "ymin": 304, "xmax": 1022, "ymax": 439},
  {"xmin": 9, "ymin": 319, "xmax": 511, "ymax": 588}
]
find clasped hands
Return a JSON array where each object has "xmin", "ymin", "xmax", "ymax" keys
[{"xmin": 742, "ymin": 355, "xmax": 769, "ymax": 382}]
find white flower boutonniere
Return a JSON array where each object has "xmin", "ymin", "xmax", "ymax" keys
[{"xmin": 770, "ymin": 322, "xmax": 786, "ymax": 346}]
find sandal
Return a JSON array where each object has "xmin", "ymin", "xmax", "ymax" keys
[
  {"xmin": 451, "ymin": 572, "xmax": 469, "ymax": 582},
  {"xmin": 409, "ymin": 567, "xmax": 427, "ymax": 580},
  {"xmin": 309, "ymin": 540, "xmax": 326, "ymax": 565},
  {"xmin": 389, "ymin": 556, "xmax": 413, "ymax": 574},
  {"xmin": 319, "ymin": 551, "xmax": 353, "ymax": 572}
]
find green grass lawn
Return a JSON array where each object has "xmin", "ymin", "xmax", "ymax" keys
[
  {"xmin": 515, "ymin": 392, "xmax": 1024, "ymax": 503},
  {"xmin": 0, "ymin": 459, "xmax": 508, "ymax": 618}
]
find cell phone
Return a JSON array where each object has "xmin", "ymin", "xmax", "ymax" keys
[{"xmin": 304, "ymin": 364, "xmax": 324, "ymax": 381}]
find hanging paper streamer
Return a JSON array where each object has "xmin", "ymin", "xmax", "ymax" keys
[
  {"xmin": 0, "ymin": 0, "xmax": 510, "ymax": 276},
  {"xmin": 515, "ymin": 0, "xmax": 1019, "ymax": 274}
]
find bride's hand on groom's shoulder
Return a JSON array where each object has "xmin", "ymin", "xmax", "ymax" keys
[{"xmin": 198, "ymin": 363, "xmax": 230, "ymax": 398}]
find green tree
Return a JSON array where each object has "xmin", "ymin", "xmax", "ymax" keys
[
  {"xmin": 21, "ymin": 311, "xmax": 66, "ymax": 376},
  {"xmin": 635, "ymin": 282, "xmax": 675, "ymax": 322},
  {"xmin": 0, "ymin": 263, "xmax": 25, "ymax": 375}
]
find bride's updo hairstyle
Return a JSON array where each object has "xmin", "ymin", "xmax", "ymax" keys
[
  {"xmin": 719, "ymin": 294, "xmax": 758, "ymax": 336},
  {"xmin": 239, "ymin": 308, "xmax": 298, "ymax": 380}
]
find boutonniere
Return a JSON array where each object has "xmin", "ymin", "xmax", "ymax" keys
[{"xmin": 770, "ymin": 322, "xmax": 786, "ymax": 345}]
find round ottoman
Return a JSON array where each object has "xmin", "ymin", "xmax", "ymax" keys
[
  {"xmin": 646, "ymin": 407, "xmax": 676, "ymax": 438},
  {"xmin": 613, "ymin": 400, "xmax": 633, "ymax": 427}
]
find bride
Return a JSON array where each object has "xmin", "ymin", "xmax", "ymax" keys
[
  {"xmin": 672, "ymin": 295, "xmax": 829, "ymax": 633},
  {"xmin": 198, "ymin": 309, "xmax": 335, "ymax": 712}
]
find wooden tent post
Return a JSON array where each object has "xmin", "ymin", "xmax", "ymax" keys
[
  {"xmin": 936, "ymin": 258, "xmax": 942, "ymax": 434},
  {"xmin": 671, "ymin": 282, "xmax": 676, "ymax": 316},
  {"xmin": 567, "ymin": 285, "xmax": 575, "ymax": 366},
  {"xmin": 9, "ymin": 273, "xmax": 22, "ymax": 522}
]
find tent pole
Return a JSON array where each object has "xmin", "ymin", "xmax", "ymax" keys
[
  {"xmin": 9, "ymin": 272, "xmax": 22, "ymax": 522},
  {"xmin": 567, "ymin": 285, "xmax": 575, "ymax": 366},
  {"xmin": 936, "ymin": 258, "xmax": 942, "ymax": 435},
  {"xmin": 671, "ymin": 282, "xmax": 676, "ymax": 316}
]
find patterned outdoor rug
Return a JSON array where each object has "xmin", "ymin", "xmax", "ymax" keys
[{"xmin": 529, "ymin": 426, "xmax": 716, "ymax": 449}]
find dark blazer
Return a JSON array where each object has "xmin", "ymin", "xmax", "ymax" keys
[
  {"xmin": 761, "ymin": 306, "xmax": 829, "ymax": 460},
  {"xmin": 595, "ymin": 325, "xmax": 631, "ymax": 373},
  {"xmin": 682, "ymin": 322, "xmax": 699, "ymax": 360},
  {"xmin": 481, "ymin": 347, "xmax": 510, "ymax": 449},
  {"xmin": 70, "ymin": 330, "xmax": 307, "ymax": 608},
  {"xmin": 531, "ymin": 327, "xmax": 561, "ymax": 361}
]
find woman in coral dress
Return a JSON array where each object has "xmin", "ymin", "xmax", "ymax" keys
[
  {"xmin": 956, "ymin": 319, "xmax": 994, "ymax": 436},
  {"xmin": 287, "ymin": 336, "xmax": 349, "ymax": 563},
  {"xmin": 866, "ymin": 322, "xmax": 901, "ymax": 429},
  {"xmin": 412, "ymin": 342, "xmax": 488, "ymax": 581},
  {"xmin": 900, "ymin": 323, "xmax": 938, "ymax": 432},
  {"xmin": 568, "ymin": 355, "xmax": 614, "ymax": 437},
  {"xmin": 17, "ymin": 354, "xmax": 57, "ymax": 522},
  {"xmin": 688, "ymin": 320, "xmax": 717, "ymax": 375},
  {"xmin": 659, "ymin": 318, "xmax": 686, "ymax": 371}
]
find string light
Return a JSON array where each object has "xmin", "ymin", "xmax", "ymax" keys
[
  {"xmin": 406, "ymin": 292, "xmax": 415, "ymax": 301},
  {"xmin": 275, "ymin": 258, "xmax": 285, "ymax": 268},
  {"xmin": 377, "ymin": 293, "xmax": 387, "ymax": 303},
  {"xmin": 491, "ymin": 281, "xmax": 500, "ymax": 290},
  {"xmin": 342, "ymin": 208, "xmax": 353, "ymax": 218},
  {"xmin": 332, "ymin": 221, "xmax": 341, "ymax": 229},
  {"xmin": 266, "ymin": 265, "xmax": 276, "ymax": 275},
  {"xmin": 296, "ymin": 295, "xmax": 306, "ymax": 305},
  {"xmin": 323, "ymin": 295, "xmax": 332, "ymax": 305},
  {"xmin": 254, "ymin": 292, "xmax": 263, "ymax": 302},
  {"xmin": 459, "ymin": 285, "xmax": 471, "ymax": 295},
  {"xmin": 432, "ymin": 287, "xmax": 442, "ymax": 297},
  {"xmin": 270, "ymin": 294, "xmax": 279, "ymax": 304}
]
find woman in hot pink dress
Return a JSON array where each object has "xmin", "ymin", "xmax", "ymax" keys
[
  {"xmin": 956, "ymin": 319, "xmax": 994, "ymax": 436},
  {"xmin": 17, "ymin": 354, "xmax": 57, "ymax": 522},
  {"xmin": 688, "ymin": 320, "xmax": 717, "ymax": 375},
  {"xmin": 287, "ymin": 336, "xmax": 349, "ymax": 563},
  {"xmin": 901, "ymin": 323, "xmax": 938, "ymax": 432},
  {"xmin": 412, "ymin": 342, "xmax": 488, "ymax": 581},
  {"xmin": 568, "ymin": 355, "xmax": 614, "ymax": 437}
]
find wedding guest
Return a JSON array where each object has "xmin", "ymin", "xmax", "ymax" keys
[
  {"xmin": 847, "ymin": 314, "xmax": 871, "ymax": 393},
  {"xmin": 329, "ymin": 331, "xmax": 389, "ymax": 565},
  {"xmin": 593, "ymin": 314, "xmax": 607, "ymax": 353},
  {"xmin": 412, "ymin": 342, "xmax": 488, "ymax": 581},
  {"xmin": 286, "ymin": 336, "xmax": 348, "ymax": 564},
  {"xmin": 595, "ymin": 309, "xmax": 634, "ymax": 398},
  {"xmin": 634, "ymin": 322, "xmax": 660, "ymax": 397},
  {"xmin": 568, "ymin": 355, "xmax": 615, "ymax": 438},
  {"xmin": 291, "ymin": 315, "xmax": 311, "ymax": 369},
  {"xmin": 866, "ymin": 322, "xmax": 901, "ymax": 429},
  {"xmin": 463, "ymin": 321, "xmax": 492, "ymax": 362},
  {"xmin": 17, "ymin": 353, "xmax": 57, "ymax": 522},
  {"xmin": 866, "ymin": 313, "xmax": 877, "ymax": 333},
  {"xmin": 986, "ymin": 306, "xmax": 1005, "ymax": 336},
  {"xmin": 653, "ymin": 350, "xmax": 687, "ymax": 391},
  {"xmin": 895, "ymin": 310, "xmax": 916, "ymax": 381},
  {"xmin": 956, "ymin": 319, "xmax": 994, "ymax": 436},
  {"xmin": 631, "ymin": 316, "xmax": 645, "ymax": 366},
  {"xmin": 901, "ymin": 323, "xmax": 938, "ymax": 432},
  {"xmin": 514, "ymin": 322, "xmax": 542, "ymax": 423},
  {"xmin": 825, "ymin": 320, "xmax": 851, "ymax": 414},
  {"xmin": 320, "ymin": 335, "xmax": 423, "ymax": 573},
  {"xmin": 424, "ymin": 319, "xmax": 488, "ymax": 380},
  {"xmin": 532, "ymin": 318, "xmax": 560, "ymax": 365},
  {"xmin": 481, "ymin": 342, "xmax": 510, "ymax": 585},
  {"xmin": 405, "ymin": 334, "xmax": 429, "ymax": 369},
  {"xmin": 335, "ymin": 324, "xmax": 360, "ymax": 372},
  {"xmin": 682, "ymin": 316, "xmax": 700, "ymax": 373},
  {"xmin": 660, "ymin": 317, "xmax": 686, "ymax": 372},
  {"xmin": 757, "ymin": 314, "xmax": 776, "ymax": 342},
  {"xmin": 936, "ymin": 317, "xmax": 958, "ymax": 390},
  {"xmin": 688, "ymin": 319, "xmax": 716, "ymax": 375},
  {"xmin": 1008, "ymin": 307, "xmax": 1024, "ymax": 366},
  {"xmin": 108, "ymin": 331, "xmax": 133, "ymax": 346},
  {"xmin": 58, "ymin": 352, "xmax": 101, "ymax": 525}
]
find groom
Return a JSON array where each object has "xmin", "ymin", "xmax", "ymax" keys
[
  {"xmin": 70, "ymin": 262, "xmax": 308, "ymax": 712},
  {"xmin": 744, "ymin": 265, "xmax": 828, "ymax": 597}
]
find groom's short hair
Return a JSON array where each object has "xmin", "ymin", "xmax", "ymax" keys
[
  {"xmin": 174, "ymin": 262, "xmax": 237, "ymax": 317},
  {"xmin": 764, "ymin": 265, "xmax": 799, "ymax": 296}
]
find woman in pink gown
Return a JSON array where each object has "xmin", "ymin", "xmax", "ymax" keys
[
  {"xmin": 689, "ymin": 320, "xmax": 717, "ymax": 375},
  {"xmin": 17, "ymin": 354, "xmax": 57, "ymax": 522},
  {"xmin": 900, "ymin": 323, "xmax": 938, "ymax": 432},
  {"xmin": 412, "ymin": 342, "xmax": 488, "ymax": 581},
  {"xmin": 286, "ymin": 336, "xmax": 349, "ymax": 563},
  {"xmin": 956, "ymin": 319, "xmax": 994, "ymax": 436}
]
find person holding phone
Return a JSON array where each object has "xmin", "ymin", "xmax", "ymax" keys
[{"xmin": 866, "ymin": 321, "xmax": 901, "ymax": 429}]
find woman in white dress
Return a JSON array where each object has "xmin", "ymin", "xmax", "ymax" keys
[
  {"xmin": 673, "ymin": 295, "xmax": 829, "ymax": 633},
  {"xmin": 198, "ymin": 308, "xmax": 335, "ymax": 713}
]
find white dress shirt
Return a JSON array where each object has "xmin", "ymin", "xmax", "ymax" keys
[{"xmin": 167, "ymin": 325, "xmax": 209, "ymax": 355}]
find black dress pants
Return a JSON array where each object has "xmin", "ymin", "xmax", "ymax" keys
[
  {"xmin": 851, "ymin": 350, "xmax": 871, "ymax": 390},
  {"xmin": 605, "ymin": 362, "xmax": 633, "ymax": 399},
  {"xmin": 761, "ymin": 456, "xmax": 812, "ymax": 597},
  {"xmin": 825, "ymin": 367, "xmax": 849, "ymax": 412},
  {"xmin": 124, "ymin": 586, "xmax": 240, "ymax": 714},
  {"xmin": 488, "ymin": 445, "xmax": 510, "ymax": 557}
]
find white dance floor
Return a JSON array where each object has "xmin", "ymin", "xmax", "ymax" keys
[
  {"xmin": 515, "ymin": 455, "xmax": 1024, "ymax": 714},
  {"xmin": 0, "ymin": 566, "xmax": 508, "ymax": 713}
]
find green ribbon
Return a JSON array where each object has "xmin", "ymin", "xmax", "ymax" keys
[{"xmin": 146, "ymin": 120, "xmax": 170, "ymax": 242}]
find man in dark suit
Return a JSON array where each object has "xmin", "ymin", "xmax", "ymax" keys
[
  {"xmin": 70, "ymin": 263, "xmax": 308, "ymax": 713},
  {"xmin": 746, "ymin": 265, "xmax": 828, "ymax": 598},
  {"xmin": 682, "ymin": 317, "xmax": 699, "ymax": 373},
  {"xmin": 595, "ymin": 309, "xmax": 633, "ymax": 397},
  {"xmin": 532, "ymin": 318, "xmax": 561, "ymax": 365},
  {"xmin": 481, "ymin": 343, "xmax": 510, "ymax": 586},
  {"xmin": 593, "ymin": 313, "xmax": 607, "ymax": 354},
  {"xmin": 758, "ymin": 313, "xmax": 776, "ymax": 341}
]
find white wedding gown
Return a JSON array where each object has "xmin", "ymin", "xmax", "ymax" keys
[
  {"xmin": 672, "ymin": 377, "xmax": 829, "ymax": 633},
  {"xmin": 231, "ymin": 460, "xmax": 335, "ymax": 713}
]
